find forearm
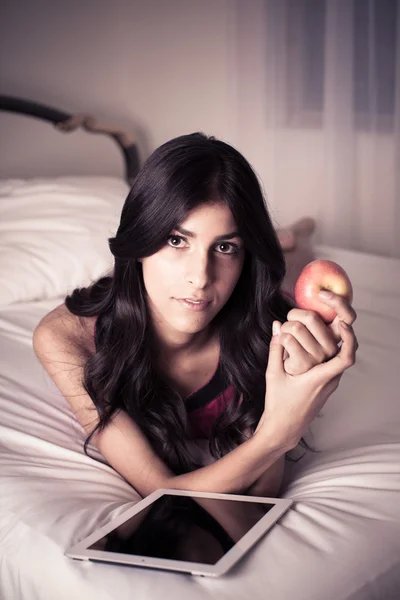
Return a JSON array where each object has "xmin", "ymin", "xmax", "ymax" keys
[
  {"xmin": 93, "ymin": 410, "xmax": 287, "ymax": 497},
  {"xmin": 192, "ymin": 498, "xmax": 267, "ymax": 543},
  {"xmin": 170, "ymin": 431, "xmax": 285, "ymax": 495},
  {"xmin": 244, "ymin": 454, "xmax": 285, "ymax": 497},
  {"xmin": 243, "ymin": 417, "xmax": 285, "ymax": 497}
]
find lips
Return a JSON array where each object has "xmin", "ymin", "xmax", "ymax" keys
[{"xmin": 176, "ymin": 298, "xmax": 211, "ymax": 311}]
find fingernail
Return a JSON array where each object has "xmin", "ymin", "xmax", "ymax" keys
[
  {"xmin": 272, "ymin": 321, "xmax": 280, "ymax": 336},
  {"xmin": 319, "ymin": 290, "xmax": 333, "ymax": 300},
  {"xmin": 340, "ymin": 321, "xmax": 349, "ymax": 329}
]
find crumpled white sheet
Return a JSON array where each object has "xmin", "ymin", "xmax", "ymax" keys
[{"xmin": 1, "ymin": 244, "xmax": 400, "ymax": 600}]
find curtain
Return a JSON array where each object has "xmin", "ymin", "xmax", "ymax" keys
[{"xmin": 235, "ymin": 0, "xmax": 400, "ymax": 258}]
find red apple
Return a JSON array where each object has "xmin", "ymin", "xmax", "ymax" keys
[{"xmin": 294, "ymin": 260, "xmax": 353, "ymax": 323}]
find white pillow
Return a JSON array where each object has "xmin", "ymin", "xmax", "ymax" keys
[{"xmin": 0, "ymin": 176, "xmax": 129, "ymax": 305}]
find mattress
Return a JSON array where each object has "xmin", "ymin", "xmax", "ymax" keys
[{"xmin": 1, "ymin": 244, "xmax": 400, "ymax": 600}]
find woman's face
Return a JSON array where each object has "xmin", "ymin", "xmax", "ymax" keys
[{"xmin": 139, "ymin": 200, "xmax": 246, "ymax": 352}]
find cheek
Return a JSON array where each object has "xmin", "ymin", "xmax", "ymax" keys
[
  {"xmin": 141, "ymin": 256, "xmax": 179, "ymax": 295},
  {"xmin": 216, "ymin": 259, "xmax": 244, "ymax": 295},
  {"xmin": 142, "ymin": 253, "xmax": 245, "ymax": 298}
]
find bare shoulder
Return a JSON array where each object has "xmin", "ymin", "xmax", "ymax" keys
[
  {"xmin": 34, "ymin": 302, "xmax": 97, "ymax": 357},
  {"xmin": 33, "ymin": 303, "xmax": 100, "ymax": 434}
]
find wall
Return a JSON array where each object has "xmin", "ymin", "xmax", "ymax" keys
[
  {"xmin": 0, "ymin": 0, "xmax": 238, "ymax": 180},
  {"xmin": 233, "ymin": 0, "xmax": 400, "ymax": 256},
  {"xmin": 1, "ymin": 0, "xmax": 397, "ymax": 255}
]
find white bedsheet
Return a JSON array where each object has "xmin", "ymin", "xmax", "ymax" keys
[{"xmin": 1, "ymin": 244, "xmax": 399, "ymax": 600}]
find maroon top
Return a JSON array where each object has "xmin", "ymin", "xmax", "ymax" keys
[
  {"xmin": 184, "ymin": 362, "xmax": 235, "ymax": 439},
  {"xmin": 184, "ymin": 288, "xmax": 295, "ymax": 439}
]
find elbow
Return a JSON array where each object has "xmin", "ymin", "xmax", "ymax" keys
[
  {"xmin": 246, "ymin": 480, "xmax": 282, "ymax": 499},
  {"xmin": 245, "ymin": 456, "xmax": 285, "ymax": 498},
  {"xmin": 32, "ymin": 320, "xmax": 56, "ymax": 362}
]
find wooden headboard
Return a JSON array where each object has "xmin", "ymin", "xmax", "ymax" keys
[{"xmin": 0, "ymin": 95, "xmax": 140, "ymax": 185}]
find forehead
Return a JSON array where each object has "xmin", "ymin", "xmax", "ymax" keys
[{"xmin": 177, "ymin": 201, "xmax": 238, "ymax": 232}]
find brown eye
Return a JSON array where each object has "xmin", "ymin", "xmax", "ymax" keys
[
  {"xmin": 216, "ymin": 242, "xmax": 239, "ymax": 255},
  {"xmin": 167, "ymin": 235, "xmax": 185, "ymax": 248}
]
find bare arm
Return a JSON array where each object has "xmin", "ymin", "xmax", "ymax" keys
[
  {"xmin": 242, "ymin": 418, "xmax": 285, "ymax": 497},
  {"xmin": 32, "ymin": 307, "xmax": 287, "ymax": 499},
  {"xmin": 244, "ymin": 454, "xmax": 285, "ymax": 497},
  {"xmin": 33, "ymin": 302, "xmax": 357, "ymax": 499},
  {"xmin": 93, "ymin": 410, "xmax": 284, "ymax": 497}
]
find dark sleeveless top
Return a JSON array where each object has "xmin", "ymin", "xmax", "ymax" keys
[
  {"xmin": 184, "ymin": 288, "xmax": 295, "ymax": 439},
  {"xmin": 184, "ymin": 361, "xmax": 235, "ymax": 439}
]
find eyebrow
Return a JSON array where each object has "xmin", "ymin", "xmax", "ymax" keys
[{"xmin": 174, "ymin": 225, "xmax": 242, "ymax": 241}]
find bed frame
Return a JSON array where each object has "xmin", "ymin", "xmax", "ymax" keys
[{"xmin": 0, "ymin": 95, "xmax": 140, "ymax": 185}]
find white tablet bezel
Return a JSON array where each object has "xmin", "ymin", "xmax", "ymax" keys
[{"xmin": 65, "ymin": 489, "xmax": 293, "ymax": 577}]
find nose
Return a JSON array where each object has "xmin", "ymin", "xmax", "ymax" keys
[{"xmin": 186, "ymin": 250, "xmax": 213, "ymax": 289}]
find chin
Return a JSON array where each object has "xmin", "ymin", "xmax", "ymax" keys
[{"xmin": 173, "ymin": 319, "xmax": 211, "ymax": 335}]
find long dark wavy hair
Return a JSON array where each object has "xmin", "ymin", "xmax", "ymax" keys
[{"xmin": 65, "ymin": 132, "xmax": 297, "ymax": 475}]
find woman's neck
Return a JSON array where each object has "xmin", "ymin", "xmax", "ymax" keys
[
  {"xmin": 150, "ymin": 323, "xmax": 219, "ymax": 366},
  {"xmin": 154, "ymin": 331, "xmax": 220, "ymax": 372}
]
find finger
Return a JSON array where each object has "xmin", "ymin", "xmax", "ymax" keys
[
  {"xmin": 313, "ymin": 321, "xmax": 358, "ymax": 380},
  {"xmin": 285, "ymin": 310, "xmax": 338, "ymax": 357},
  {"xmin": 272, "ymin": 321, "xmax": 289, "ymax": 361},
  {"xmin": 329, "ymin": 312, "xmax": 358, "ymax": 343},
  {"xmin": 279, "ymin": 332, "xmax": 316, "ymax": 373},
  {"xmin": 272, "ymin": 321, "xmax": 282, "ymax": 336},
  {"xmin": 280, "ymin": 319, "xmax": 336, "ymax": 362},
  {"xmin": 266, "ymin": 331, "xmax": 285, "ymax": 377},
  {"xmin": 318, "ymin": 291, "xmax": 357, "ymax": 325}
]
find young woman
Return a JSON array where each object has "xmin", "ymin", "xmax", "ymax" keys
[{"xmin": 33, "ymin": 133, "xmax": 358, "ymax": 499}]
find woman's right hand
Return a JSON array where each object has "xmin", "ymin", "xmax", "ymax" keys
[{"xmin": 261, "ymin": 320, "xmax": 358, "ymax": 451}]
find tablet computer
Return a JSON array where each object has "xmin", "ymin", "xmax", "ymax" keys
[{"xmin": 65, "ymin": 489, "xmax": 292, "ymax": 577}]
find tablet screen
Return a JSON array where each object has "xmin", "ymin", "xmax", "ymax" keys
[{"xmin": 88, "ymin": 494, "xmax": 274, "ymax": 565}]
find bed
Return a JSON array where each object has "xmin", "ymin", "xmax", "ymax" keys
[{"xmin": 1, "ymin": 97, "xmax": 399, "ymax": 600}]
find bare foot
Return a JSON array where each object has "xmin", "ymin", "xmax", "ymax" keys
[{"xmin": 277, "ymin": 229, "xmax": 296, "ymax": 251}]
